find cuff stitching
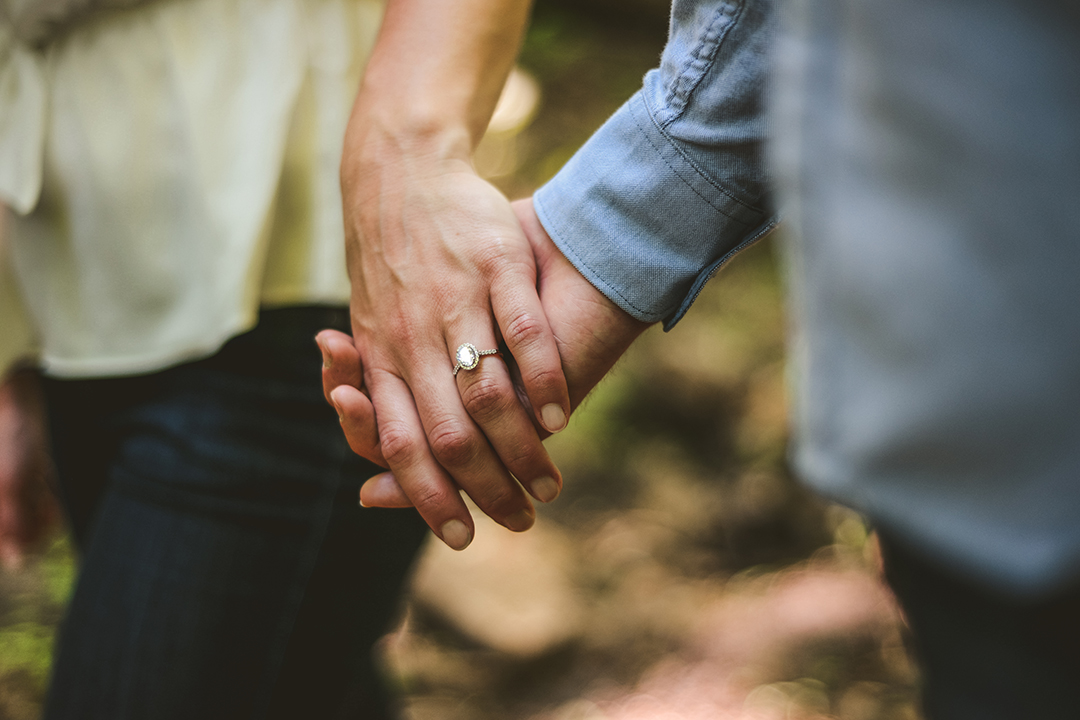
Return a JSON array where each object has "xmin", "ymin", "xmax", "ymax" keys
[
  {"xmin": 632, "ymin": 95, "xmax": 762, "ymax": 222},
  {"xmin": 661, "ymin": 0, "xmax": 744, "ymax": 124}
]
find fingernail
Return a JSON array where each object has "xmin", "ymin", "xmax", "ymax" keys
[
  {"xmin": 329, "ymin": 388, "xmax": 344, "ymax": 422},
  {"xmin": 531, "ymin": 476, "xmax": 560, "ymax": 503},
  {"xmin": 440, "ymin": 519, "xmax": 473, "ymax": 551},
  {"xmin": 541, "ymin": 404, "xmax": 566, "ymax": 433},
  {"xmin": 505, "ymin": 508, "xmax": 535, "ymax": 533},
  {"xmin": 358, "ymin": 495, "xmax": 367, "ymax": 508},
  {"xmin": 314, "ymin": 335, "xmax": 331, "ymax": 368}
]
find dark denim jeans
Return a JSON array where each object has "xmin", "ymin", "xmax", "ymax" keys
[
  {"xmin": 41, "ymin": 307, "xmax": 428, "ymax": 720},
  {"xmin": 880, "ymin": 533, "xmax": 1080, "ymax": 720}
]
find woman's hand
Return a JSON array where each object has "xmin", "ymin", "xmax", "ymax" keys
[
  {"xmin": 341, "ymin": 147, "xmax": 569, "ymax": 547},
  {"xmin": 336, "ymin": 0, "xmax": 571, "ymax": 550}
]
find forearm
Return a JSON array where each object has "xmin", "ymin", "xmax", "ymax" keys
[{"xmin": 344, "ymin": 0, "xmax": 534, "ymax": 173}]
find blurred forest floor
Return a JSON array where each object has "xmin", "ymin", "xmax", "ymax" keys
[{"xmin": 0, "ymin": 3, "xmax": 924, "ymax": 719}]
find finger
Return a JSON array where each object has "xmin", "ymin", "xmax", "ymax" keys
[
  {"xmin": 316, "ymin": 329, "xmax": 363, "ymax": 404},
  {"xmin": 330, "ymin": 385, "xmax": 387, "ymax": 468},
  {"xmin": 359, "ymin": 472, "xmax": 413, "ymax": 508},
  {"xmin": 400, "ymin": 347, "xmax": 537, "ymax": 532},
  {"xmin": 489, "ymin": 270, "xmax": 570, "ymax": 434},
  {"xmin": 452, "ymin": 339, "xmax": 563, "ymax": 504},
  {"xmin": 320, "ymin": 330, "xmax": 386, "ymax": 466},
  {"xmin": 364, "ymin": 368, "xmax": 477, "ymax": 550}
]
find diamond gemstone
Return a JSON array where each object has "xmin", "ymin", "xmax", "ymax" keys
[{"xmin": 456, "ymin": 344, "xmax": 479, "ymax": 369}]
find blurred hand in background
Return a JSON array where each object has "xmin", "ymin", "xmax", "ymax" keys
[{"xmin": 0, "ymin": 369, "xmax": 58, "ymax": 570}]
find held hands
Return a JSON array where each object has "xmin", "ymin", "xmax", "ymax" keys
[
  {"xmin": 320, "ymin": 198, "xmax": 650, "ymax": 537},
  {"xmin": 339, "ymin": 107, "xmax": 577, "ymax": 548},
  {"xmin": 330, "ymin": 0, "xmax": 611, "ymax": 549}
]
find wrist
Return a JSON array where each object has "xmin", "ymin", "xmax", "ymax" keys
[
  {"xmin": 353, "ymin": 0, "xmax": 531, "ymax": 155},
  {"xmin": 341, "ymin": 97, "xmax": 478, "ymax": 214},
  {"xmin": 345, "ymin": 91, "xmax": 474, "ymax": 164}
]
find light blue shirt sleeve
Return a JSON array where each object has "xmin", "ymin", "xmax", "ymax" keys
[{"xmin": 533, "ymin": 0, "xmax": 776, "ymax": 330}]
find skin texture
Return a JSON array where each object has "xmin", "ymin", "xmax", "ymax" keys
[
  {"xmin": 339, "ymin": 0, "xmax": 576, "ymax": 549},
  {"xmin": 0, "ymin": 369, "xmax": 58, "ymax": 569},
  {"xmin": 319, "ymin": 198, "xmax": 651, "ymax": 524}
]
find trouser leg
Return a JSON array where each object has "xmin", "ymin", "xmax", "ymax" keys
[
  {"xmin": 878, "ymin": 532, "xmax": 1080, "ymax": 720},
  {"xmin": 41, "ymin": 307, "xmax": 428, "ymax": 720}
]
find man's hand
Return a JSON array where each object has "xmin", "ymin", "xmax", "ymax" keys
[
  {"xmin": 338, "ymin": 0, "xmax": 569, "ymax": 550},
  {"xmin": 320, "ymin": 198, "xmax": 651, "ymax": 513},
  {"xmin": 0, "ymin": 369, "xmax": 58, "ymax": 570}
]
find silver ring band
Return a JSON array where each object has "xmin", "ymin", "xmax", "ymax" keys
[{"xmin": 453, "ymin": 343, "xmax": 501, "ymax": 376}]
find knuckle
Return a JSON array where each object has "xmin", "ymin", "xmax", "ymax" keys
[
  {"xmin": 474, "ymin": 242, "xmax": 512, "ymax": 277},
  {"xmin": 501, "ymin": 310, "xmax": 546, "ymax": 351},
  {"xmin": 410, "ymin": 484, "xmax": 455, "ymax": 514},
  {"xmin": 378, "ymin": 422, "xmax": 419, "ymax": 468},
  {"xmin": 523, "ymin": 365, "xmax": 564, "ymax": 393},
  {"xmin": 428, "ymin": 418, "xmax": 480, "ymax": 468},
  {"xmin": 503, "ymin": 444, "xmax": 543, "ymax": 476},
  {"xmin": 460, "ymin": 374, "xmax": 514, "ymax": 423},
  {"xmin": 477, "ymin": 483, "xmax": 526, "ymax": 520}
]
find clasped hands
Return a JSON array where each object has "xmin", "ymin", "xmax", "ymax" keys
[{"xmin": 317, "ymin": 189, "xmax": 649, "ymax": 551}]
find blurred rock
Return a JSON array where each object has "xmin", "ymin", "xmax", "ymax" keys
[
  {"xmin": 691, "ymin": 566, "xmax": 897, "ymax": 665},
  {"xmin": 567, "ymin": 563, "xmax": 904, "ymax": 720},
  {"xmin": 411, "ymin": 511, "xmax": 584, "ymax": 658}
]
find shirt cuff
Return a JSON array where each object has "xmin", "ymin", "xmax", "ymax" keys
[{"xmin": 534, "ymin": 90, "xmax": 776, "ymax": 330}]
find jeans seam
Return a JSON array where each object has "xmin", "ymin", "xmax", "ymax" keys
[{"xmin": 251, "ymin": 439, "xmax": 348, "ymax": 719}]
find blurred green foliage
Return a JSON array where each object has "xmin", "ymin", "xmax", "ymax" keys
[{"xmin": 0, "ymin": 536, "xmax": 74, "ymax": 718}]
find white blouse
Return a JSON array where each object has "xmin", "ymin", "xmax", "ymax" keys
[{"xmin": 0, "ymin": 0, "xmax": 383, "ymax": 376}]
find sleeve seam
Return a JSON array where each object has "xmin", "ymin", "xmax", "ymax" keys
[{"xmin": 659, "ymin": 0, "xmax": 745, "ymax": 126}]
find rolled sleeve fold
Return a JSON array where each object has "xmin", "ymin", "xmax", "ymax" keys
[{"xmin": 534, "ymin": 0, "xmax": 775, "ymax": 330}]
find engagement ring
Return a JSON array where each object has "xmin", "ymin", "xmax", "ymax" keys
[{"xmin": 453, "ymin": 343, "xmax": 501, "ymax": 376}]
